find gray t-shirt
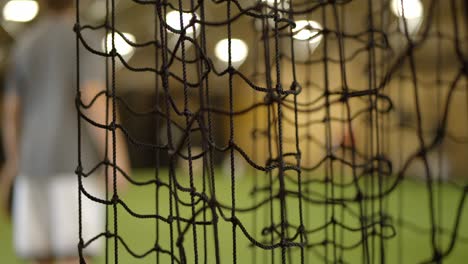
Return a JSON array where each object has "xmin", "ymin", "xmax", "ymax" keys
[{"xmin": 5, "ymin": 16, "xmax": 105, "ymax": 178}]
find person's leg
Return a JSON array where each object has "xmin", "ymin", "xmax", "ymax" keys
[
  {"xmin": 50, "ymin": 175, "xmax": 104, "ymax": 261},
  {"xmin": 13, "ymin": 176, "xmax": 52, "ymax": 260}
]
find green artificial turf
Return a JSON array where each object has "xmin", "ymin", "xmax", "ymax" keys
[{"xmin": 1, "ymin": 169, "xmax": 467, "ymax": 263}]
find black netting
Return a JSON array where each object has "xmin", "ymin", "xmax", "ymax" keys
[{"xmin": 75, "ymin": 0, "xmax": 468, "ymax": 263}]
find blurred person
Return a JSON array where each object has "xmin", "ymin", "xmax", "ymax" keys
[{"xmin": 0, "ymin": 0, "xmax": 130, "ymax": 264}]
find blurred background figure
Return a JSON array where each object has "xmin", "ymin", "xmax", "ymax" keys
[{"xmin": 0, "ymin": 0, "xmax": 130, "ymax": 264}]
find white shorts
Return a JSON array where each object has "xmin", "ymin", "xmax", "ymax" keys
[{"xmin": 13, "ymin": 174, "xmax": 105, "ymax": 259}]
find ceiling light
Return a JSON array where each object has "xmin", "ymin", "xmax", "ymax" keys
[
  {"xmin": 3, "ymin": 0, "xmax": 39, "ymax": 22},
  {"xmin": 165, "ymin": 11, "xmax": 200, "ymax": 54},
  {"xmin": 391, "ymin": 0, "xmax": 423, "ymax": 19},
  {"xmin": 262, "ymin": 0, "xmax": 288, "ymax": 8},
  {"xmin": 292, "ymin": 20, "xmax": 322, "ymax": 43},
  {"xmin": 102, "ymin": 32, "xmax": 136, "ymax": 58},
  {"xmin": 166, "ymin": 10, "xmax": 199, "ymax": 34},
  {"xmin": 215, "ymin": 38, "xmax": 249, "ymax": 64},
  {"xmin": 282, "ymin": 20, "xmax": 322, "ymax": 61}
]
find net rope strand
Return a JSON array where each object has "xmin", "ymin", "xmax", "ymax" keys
[
  {"xmin": 75, "ymin": 0, "xmax": 468, "ymax": 263},
  {"xmin": 152, "ymin": 0, "xmax": 162, "ymax": 262},
  {"xmin": 75, "ymin": 0, "xmax": 84, "ymax": 262},
  {"xmin": 104, "ymin": 0, "xmax": 111, "ymax": 262}
]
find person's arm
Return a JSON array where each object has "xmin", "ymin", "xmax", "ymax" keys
[
  {"xmin": 79, "ymin": 81, "xmax": 130, "ymax": 192},
  {"xmin": 0, "ymin": 92, "xmax": 20, "ymax": 218}
]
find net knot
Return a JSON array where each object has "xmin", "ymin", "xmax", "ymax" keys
[
  {"xmin": 73, "ymin": 23, "xmax": 80, "ymax": 33},
  {"xmin": 212, "ymin": 213, "xmax": 219, "ymax": 224},
  {"xmin": 78, "ymin": 238, "xmax": 85, "ymax": 249},
  {"xmin": 276, "ymin": 189, "xmax": 287, "ymax": 200},
  {"xmin": 111, "ymin": 194, "xmax": 119, "ymax": 205},
  {"xmin": 297, "ymin": 224, "xmax": 306, "ymax": 234},
  {"xmin": 208, "ymin": 198, "xmax": 217, "ymax": 208},
  {"xmin": 272, "ymin": 13, "xmax": 281, "ymax": 23},
  {"xmin": 230, "ymin": 216, "xmax": 240, "ymax": 226},
  {"xmin": 105, "ymin": 90, "xmax": 113, "ymax": 98},
  {"xmin": 434, "ymin": 126, "xmax": 445, "ymax": 144},
  {"xmin": 105, "ymin": 231, "xmax": 113, "ymax": 238},
  {"xmin": 109, "ymin": 48, "xmax": 118, "ymax": 57},
  {"xmin": 295, "ymin": 151, "xmax": 302, "ymax": 161},
  {"xmin": 263, "ymin": 92, "xmax": 281, "ymax": 105},
  {"xmin": 162, "ymin": 67, "xmax": 170, "ymax": 76},
  {"xmin": 154, "ymin": 243, "xmax": 161, "ymax": 251},
  {"xmin": 417, "ymin": 148, "xmax": 427, "ymax": 157},
  {"xmin": 155, "ymin": 178, "xmax": 163, "ymax": 188},
  {"xmin": 176, "ymin": 237, "xmax": 184, "ymax": 247},
  {"xmin": 340, "ymin": 91, "xmax": 349, "ymax": 102},
  {"xmin": 227, "ymin": 66, "xmax": 236, "ymax": 75},
  {"xmin": 109, "ymin": 121, "xmax": 117, "ymax": 131},
  {"xmin": 183, "ymin": 109, "xmax": 193, "ymax": 117},
  {"xmin": 199, "ymin": 193, "xmax": 209, "ymax": 202},
  {"xmin": 167, "ymin": 215, "xmax": 174, "ymax": 224},
  {"xmin": 355, "ymin": 191, "xmax": 363, "ymax": 202},
  {"xmin": 461, "ymin": 60, "xmax": 468, "ymax": 74},
  {"xmin": 275, "ymin": 83, "xmax": 283, "ymax": 94},
  {"xmin": 280, "ymin": 239, "xmax": 289, "ymax": 248},
  {"xmin": 433, "ymin": 250, "xmax": 442, "ymax": 262},
  {"xmin": 189, "ymin": 15, "xmax": 197, "ymax": 28},
  {"xmin": 320, "ymin": 27, "xmax": 329, "ymax": 35},
  {"xmin": 367, "ymin": 39, "xmax": 376, "ymax": 49},
  {"xmin": 290, "ymin": 81, "xmax": 302, "ymax": 95},
  {"xmin": 75, "ymin": 165, "xmax": 83, "ymax": 176}
]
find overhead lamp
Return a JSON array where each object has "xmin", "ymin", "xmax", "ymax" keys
[
  {"xmin": 292, "ymin": 20, "xmax": 322, "ymax": 43},
  {"xmin": 215, "ymin": 38, "xmax": 249, "ymax": 70},
  {"xmin": 391, "ymin": 0, "xmax": 423, "ymax": 19},
  {"xmin": 3, "ymin": 0, "xmax": 39, "ymax": 22},
  {"xmin": 391, "ymin": 0, "xmax": 424, "ymax": 36},
  {"xmin": 102, "ymin": 32, "xmax": 136, "ymax": 62},
  {"xmin": 283, "ymin": 20, "xmax": 323, "ymax": 61},
  {"xmin": 261, "ymin": 0, "xmax": 288, "ymax": 8},
  {"xmin": 165, "ymin": 10, "xmax": 200, "ymax": 54},
  {"xmin": 166, "ymin": 10, "xmax": 199, "ymax": 35}
]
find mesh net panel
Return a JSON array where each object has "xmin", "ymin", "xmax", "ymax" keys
[{"xmin": 75, "ymin": 0, "xmax": 468, "ymax": 263}]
